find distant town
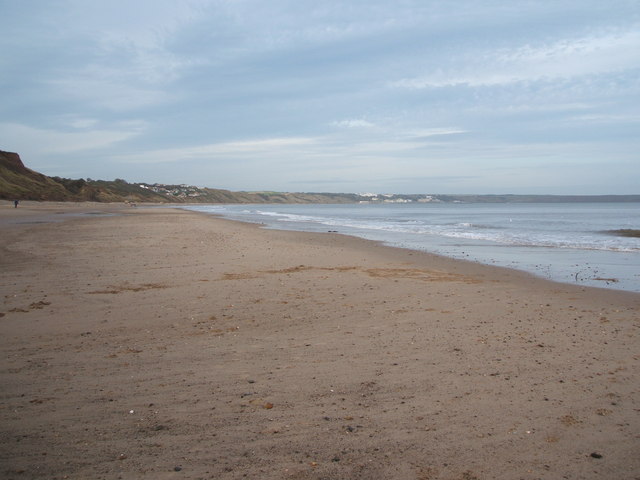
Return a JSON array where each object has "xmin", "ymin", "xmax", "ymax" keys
[
  {"xmin": 357, "ymin": 193, "xmax": 439, "ymax": 203},
  {"xmin": 139, "ymin": 184, "xmax": 440, "ymax": 203},
  {"xmin": 138, "ymin": 183, "xmax": 207, "ymax": 199}
]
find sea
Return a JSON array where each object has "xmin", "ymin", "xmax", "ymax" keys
[{"xmin": 184, "ymin": 202, "xmax": 640, "ymax": 293}]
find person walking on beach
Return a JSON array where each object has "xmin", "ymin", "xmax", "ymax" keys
[{"xmin": 14, "ymin": 200, "xmax": 19, "ymax": 208}]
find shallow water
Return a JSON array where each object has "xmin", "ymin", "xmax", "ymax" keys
[{"xmin": 185, "ymin": 202, "xmax": 640, "ymax": 292}]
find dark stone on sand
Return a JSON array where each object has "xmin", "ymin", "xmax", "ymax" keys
[
  {"xmin": 174, "ymin": 465, "xmax": 183, "ymax": 471},
  {"xmin": 590, "ymin": 452, "xmax": 603, "ymax": 459},
  {"xmin": 605, "ymin": 229, "xmax": 640, "ymax": 238}
]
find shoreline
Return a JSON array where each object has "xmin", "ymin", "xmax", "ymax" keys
[
  {"xmin": 4, "ymin": 200, "xmax": 638, "ymax": 295},
  {"xmin": 1, "ymin": 199, "xmax": 638, "ymax": 305},
  {"xmin": 185, "ymin": 205, "xmax": 640, "ymax": 298},
  {"xmin": 4, "ymin": 200, "xmax": 640, "ymax": 301},
  {"xmin": 181, "ymin": 203, "xmax": 640, "ymax": 294},
  {"xmin": 1, "ymin": 203, "xmax": 639, "ymax": 479}
]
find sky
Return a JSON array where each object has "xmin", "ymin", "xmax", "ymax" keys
[{"xmin": 1, "ymin": 0, "xmax": 639, "ymax": 194}]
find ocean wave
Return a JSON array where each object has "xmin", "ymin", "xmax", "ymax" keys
[
  {"xmin": 184, "ymin": 203, "xmax": 640, "ymax": 292},
  {"xmin": 188, "ymin": 205, "xmax": 640, "ymax": 253}
]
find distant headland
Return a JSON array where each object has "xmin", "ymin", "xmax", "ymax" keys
[{"xmin": 2, "ymin": 150, "xmax": 639, "ymax": 204}]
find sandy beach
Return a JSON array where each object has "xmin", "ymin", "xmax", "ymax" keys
[{"xmin": 1, "ymin": 202, "xmax": 638, "ymax": 480}]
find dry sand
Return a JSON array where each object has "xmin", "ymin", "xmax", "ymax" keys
[{"xmin": 1, "ymin": 202, "xmax": 639, "ymax": 480}]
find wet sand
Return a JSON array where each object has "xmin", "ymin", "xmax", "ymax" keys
[{"xmin": 1, "ymin": 202, "xmax": 639, "ymax": 479}]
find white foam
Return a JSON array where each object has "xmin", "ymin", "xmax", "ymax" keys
[{"xmin": 182, "ymin": 203, "xmax": 640, "ymax": 291}]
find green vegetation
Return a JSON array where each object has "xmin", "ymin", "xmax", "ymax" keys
[{"xmin": 0, "ymin": 151, "xmax": 363, "ymax": 204}]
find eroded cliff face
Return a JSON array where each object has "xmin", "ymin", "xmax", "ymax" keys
[
  {"xmin": 0, "ymin": 150, "xmax": 73, "ymax": 200},
  {"xmin": 0, "ymin": 151, "xmax": 28, "ymax": 173}
]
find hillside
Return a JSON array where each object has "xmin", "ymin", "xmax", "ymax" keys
[
  {"xmin": 0, "ymin": 151, "xmax": 362, "ymax": 204},
  {"xmin": 0, "ymin": 151, "xmax": 77, "ymax": 201}
]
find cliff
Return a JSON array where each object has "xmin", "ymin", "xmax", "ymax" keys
[{"xmin": 0, "ymin": 151, "xmax": 74, "ymax": 201}]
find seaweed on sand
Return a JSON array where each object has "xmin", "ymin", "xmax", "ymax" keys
[{"xmin": 605, "ymin": 229, "xmax": 640, "ymax": 238}]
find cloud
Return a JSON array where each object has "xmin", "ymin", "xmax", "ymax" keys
[
  {"xmin": 215, "ymin": 137, "xmax": 319, "ymax": 152},
  {"xmin": 64, "ymin": 117, "xmax": 100, "ymax": 129},
  {"xmin": 113, "ymin": 136, "xmax": 320, "ymax": 164},
  {"xmin": 292, "ymin": 178, "xmax": 358, "ymax": 185},
  {"xmin": 392, "ymin": 29, "xmax": 640, "ymax": 89},
  {"xmin": 47, "ymin": 75, "xmax": 172, "ymax": 112},
  {"xmin": 331, "ymin": 119, "xmax": 375, "ymax": 128},
  {"xmin": 0, "ymin": 122, "xmax": 144, "ymax": 156},
  {"xmin": 108, "ymin": 124, "xmax": 472, "ymax": 185},
  {"xmin": 403, "ymin": 128, "xmax": 467, "ymax": 139},
  {"xmin": 387, "ymin": 175, "xmax": 480, "ymax": 184},
  {"xmin": 2, "ymin": 1, "xmax": 638, "ymax": 194},
  {"xmin": 1, "ymin": 0, "xmax": 207, "ymax": 113}
]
